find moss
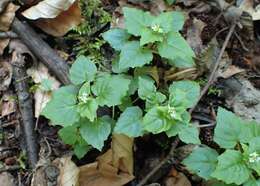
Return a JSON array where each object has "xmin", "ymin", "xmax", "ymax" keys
[{"xmin": 66, "ymin": 0, "xmax": 111, "ymax": 61}]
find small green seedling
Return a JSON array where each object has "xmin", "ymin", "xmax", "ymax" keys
[
  {"xmin": 183, "ymin": 107, "xmax": 260, "ymax": 186},
  {"xmin": 42, "ymin": 7, "xmax": 201, "ymax": 158}
]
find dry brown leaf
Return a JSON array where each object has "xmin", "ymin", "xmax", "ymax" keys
[
  {"xmin": 0, "ymin": 3, "xmax": 19, "ymax": 54},
  {"xmin": 54, "ymin": 156, "xmax": 79, "ymax": 186},
  {"xmin": 1, "ymin": 91, "xmax": 16, "ymax": 117},
  {"xmin": 164, "ymin": 171, "xmax": 191, "ymax": 186},
  {"xmin": 0, "ymin": 3, "xmax": 18, "ymax": 31},
  {"xmin": 34, "ymin": 1, "xmax": 81, "ymax": 36},
  {"xmin": 239, "ymin": 0, "xmax": 260, "ymax": 20},
  {"xmin": 187, "ymin": 18, "xmax": 206, "ymax": 55},
  {"xmin": 0, "ymin": 172, "xmax": 16, "ymax": 186},
  {"xmin": 78, "ymin": 134, "xmax": 134, "ymax": 186},
  {"xmin": 0, "ymin": 61, "xmax": 12, "ymax": 91},
  {"xmin": 27, "ymin": 63, "xmax": 60, "ymax": 117},
  {"xmin": 218, "ymin": 65, "xmax": 244, "ymax": 79},
  {"xmin": 22, "ymin": 0, "xmax": 76, "ymax": 19},
  {"xmin": 0, "ymin": 0, "xmax": 10, "ymax": 14}
]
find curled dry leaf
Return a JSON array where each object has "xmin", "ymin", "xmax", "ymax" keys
[
  {"xmin": 35, "ymin": 1, "xmax": 81, "ymax": 37},
  {"xmin": 0, "ymin": 0, "xmax": 10, "ymax": 14},
  {"xmin": 78, "ymin": 134, "xmax": 134, "ymax": 186},
  {"xmin": 0, "ymin": 172, "xmax": 16, "ymax": 186},
  {"xmin": 53, "ymin": 156, "xmax": 79, "ymax": 186},
  {"xmin": 22, "ymin": 0, "xmax": 81, "ymax": 36},
  {"xmin": 0, "ymin": 61, "xmax": 12, "ymax": 91},
  {"xmin": 0, "ymin": 3, "xmax": 19, "ymax": 55},
  {"xmin": 22, "ymin": 0, "xmax": 76, "ymax": 19},
  {"xmin": 187, "ymin": 18, "xmax": 206, "ymax": 55},
  {"xmin": 1, "ymin": 91, "xmax": 16, "ymax": 117},
  {"xmin": 239, "ymin": 0, "xmax": 260, "ymax": 21},
  {"xmin": 27, "ymin": 63, "xmax": 60, "ymax": 117},
  {"xmin": 164, "ymin": 170, "xmax": 191, "ymax": 186}
]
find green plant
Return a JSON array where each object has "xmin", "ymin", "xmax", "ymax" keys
[
  {"xmin": 42, "ymin": 8, "xmax": 201, "ymax": 158},
  {"xmin": 183, "ymin": 107, "xmax": 260, "ymax": 186}
]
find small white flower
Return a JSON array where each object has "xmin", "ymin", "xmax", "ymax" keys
[
  {"xmin": 249, "ymin": 152, "xmax": 260, "ymax": 163},
  {"xmin": 79, "ymin": 92, "xmax": 89, "ymax": 103},
  {"xmin": 167, "ymin": 105, "xmax": 177, "ymax": 119},
  {"xmin": 151, "ymin": 24, "xmax": 164, "ymax": 33}
]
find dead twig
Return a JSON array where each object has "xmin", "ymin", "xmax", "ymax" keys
[
  {"xmin": 11, "ymin": 51, "xmax": 38, "ymax": 168},
  {"xmin": 189, "ymin": 22, "xmax": 236, "ymax": 113},
  {"xmin": 12, "ymin": 18, "xmax": 70, "ymax": 85}
]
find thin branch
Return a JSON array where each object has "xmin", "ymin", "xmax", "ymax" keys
[{"xmin": 189, "ymin": 23, "xmax": 236, "ymax": 113}]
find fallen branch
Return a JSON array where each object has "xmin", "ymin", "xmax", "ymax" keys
[
  {"xmin": 189, "ymin": 22, "xmax": 236, "ymax": 113},
  {"xmin": 137, "ymin": 22, "xmax": 237, "ymax": 186},
  {"xmin": 11, "ymin": 18, "xmax": 70, "ymax": 85},
  {"xmin": 11, "ymin": 51, "xmax": 38, "ymax": 168}
]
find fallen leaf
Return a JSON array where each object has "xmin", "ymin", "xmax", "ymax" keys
[
  {"xmin": 1, "ymin": 91, "xmax": 16, "ymax": 117},
  {"xmin": 0, "ymin": 61, "xmax": 12, "ymax": 91},
  {"xmin": 218, "ymin": 65, "xmax": 244, "ymax": 78},
  {"xmin": 27, "ymin": 63, "xmax": 60, "ymax": 117},
  {"xmin": 78, "ymin": 134, "xmax": 134, "ymax": 186},
  {"xmin": 0, "ymin": 172, "xmax": 16, "ymax": 186},
  {"xmin": 22, "ymin": 0, "xmax": 76, "ymax": 19},
  {"xmin": 239, "ymin": 0, "xmax": 260, "ymax": 20},
  {"xmin": 0, "ymin": 0, "xmax": 10, "ymax": 14},
  {"xmin": 187, "ymin": 18, "xmax": 206, "ymax": 55},
  {"xmin": 53, "ymin": 156, "xmax": 79, "ymax": 186},
  {"xmin": 0, "ymin": 3, "xmax": 19, "ymax": 31},
  {"xmin": 0, "ymin": 3, "xmax": 19, "ymax": 54},
  {"xmin": 164, "ymin": 170, "xmax": 191, "ymax": 186},
  {"xmin": 35, "ymin": 1, "xmax": 81, "ymax": 36}
]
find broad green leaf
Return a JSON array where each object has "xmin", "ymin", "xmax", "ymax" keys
[
  {"xmin": 123, "ymin": 7, "xmax": 154, "ymax": 36},
  {"xmin": 166, "ymin": 121, "xmax": 186, "ymax": 137},
  {"xmin": 102, "ymin": 28, "xmax": 130, "ymax": 51},
  {"xmin": 183, "ymin": 147, "xmax": 218, "ymax": 180},
  {"xmin": 114, "ymin": 106, "xmax": 144, "ymax": 137},
  {"xmin": 179, "ymin": 124, "xmax": 201, "ymax": 144},
  {"xmin": 166, "ymin": 0, "xmax": 175, "ymax": 5},
  {"xmin": 214, "ymin": 107, "xmax": 243, "ymax": 148},
  {"xmin": 69, "ymin": 56, "xmax": 97, "ymax": 85},
  {"xmin": 143, "ymin": 106, "xmax": 172, "ymax": 134},
  {"xmin": 140, "ymin": 27, "xmax": 163, "ymax": 46},
  {"xmin": 77, "ymin": 99, "xmax": 98, "ymax": 122},
  {"xmin": 239, "ymin": 121, "xmax": 260, "ymax": 143},
  {"xmin": 58, "ymin": 125, "xmax": 78, "ymax": 145},
  {"xmin": 111, "ymin": 57, "xmax": 128, "ymax": 73},
  {"xmin": 79, "ymin": 116, "xmax": 111, "ymax": 150},
  {"xmin": 151, "ymin": 12, "xmax": 184, "ymax": 33},
  {"xmin": 211, "ymin": 150, "xmax": 251, "ymax": 185},
  {"xmin": 138, "ymin": 76, "xmax": 156, "ymax": 100},
  {"xmin": 248, "ymin": 137, "xmax": 260, "ymax": 175},
  {"xmin": 158, "ymin": 32, "xmax": 195, "ymax": 67},
  {"xmin": 118, "ymin": 97, "xmax": 132, "ymax": 111},
  {"xmin": 73, "ymin": 136, "xmax": 91, "ymax": 159},
  {"xmin": 92, "ymin": 73, "xmax": 131, "ymax": 106},
  {"xmin": 119, "ymin": 41, "xmax": 153, "ymax": 69},
  {"xmin": 244, "ymin": 179, "xmax": 260, "ymax": 186},
  {"xmin": 74, "ymin": 142, "xmax": 90, "ymax": 159},
  {"xmin": 138, "ymin": 76, "xmax": 166, "ymax": 109},
  {"xmin": 42, "ymin": 85, "xmax": 79, "ymax": 126},
  {"xmin": 169, "ymin": 80, "xmax": 200, "ymax": 108}
]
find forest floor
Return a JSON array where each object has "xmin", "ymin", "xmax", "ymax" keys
[{"xmin": 0, "ymin": 0, "xmax": 260, "ymax": 185}]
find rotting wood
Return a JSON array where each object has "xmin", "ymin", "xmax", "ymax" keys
[{"xmin": 12, "ymin": 18, "xmax": 71, "ymax": 85}]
